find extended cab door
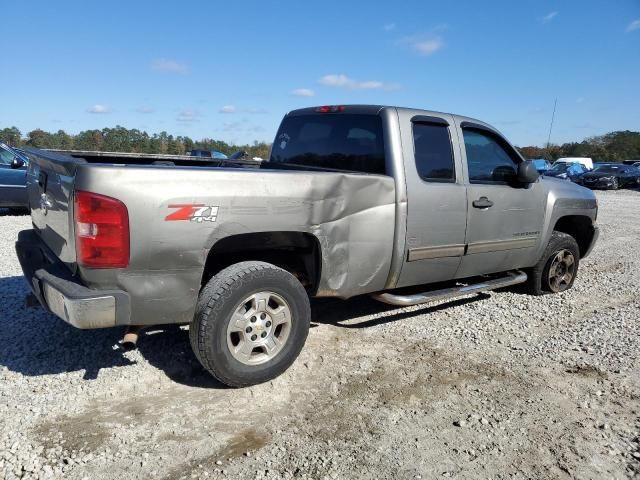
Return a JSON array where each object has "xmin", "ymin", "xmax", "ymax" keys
[
  {"xmin": 455, "ymin": 121, "xmax": 546, "ymax": 278},
  {"xmin": 395, "ymin": 113, "xmax": 468, "ymax": 288}
]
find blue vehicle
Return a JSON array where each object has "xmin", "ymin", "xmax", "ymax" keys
[
  {"xmin": 0, "ymin": 142, "xmax": 29, "ymax": 211},
  {"xmin": 190, "ymin": 150, "xmax": 229, "ymax": 160},
  {"xmin": 530, "ymin": 158, "xmax": 551, "ymax": 173}
]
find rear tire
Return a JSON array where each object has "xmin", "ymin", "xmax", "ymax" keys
[
  {"xmin": 524, "ymin": 231, "xmax": 580, "ymax": 296},
  {"xmin": 190, "ymin": 261, "xmax": 310, "ymax": 387},
  {"xmin": 611, "ymin": 177, "xmax": 619, "ymax": 190}
]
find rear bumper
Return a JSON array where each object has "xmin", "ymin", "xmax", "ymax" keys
[{"xmin": 15, "ymin": 229, "xmax": 130, "ymax": 329}]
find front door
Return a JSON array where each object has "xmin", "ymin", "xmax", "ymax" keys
[
  {"xmin": 396, "ymin": 113, "xmax": 468, "ymax": 288},
  {"xmin": 455, "ymin": 123, "xmax": 546, "ymax": 278}
]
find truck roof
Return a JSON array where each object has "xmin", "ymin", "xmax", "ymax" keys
[{"xmin": 287, "ymin": 104, "xmax": 498, "ymax": 133}]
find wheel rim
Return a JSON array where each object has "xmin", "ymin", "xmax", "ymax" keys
[
  {"xmin": 547, "ymin": 249, "xmax": 576, "ymax": 293},
  {"xmin": 226, "ymin": 291, "xmax": 292, "ymax": 365}
]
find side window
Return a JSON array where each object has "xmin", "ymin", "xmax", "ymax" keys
[
  {"xmin": 412, "ymin": 123, "xmax": 455, "ymax": 182},
  {"xmin": 462, "ymin": 128, "xmax": 519, "ymax": 184},
  {"xmin": 0, "ymin": 147, "xmax": 15, "ymax": 165}
]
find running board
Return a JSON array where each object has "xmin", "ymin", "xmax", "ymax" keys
[{"xmin": 370, "ymin": 270, "xmax": 527, "ymax": 307}]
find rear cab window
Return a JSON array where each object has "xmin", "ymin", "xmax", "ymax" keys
[
  {"xmin": 412, "ymin": 122, "xmax": 455, "ymax": 182},
  {"xmin": 269, "ymin": 114, "xmax": 386, "ymax": 174}
]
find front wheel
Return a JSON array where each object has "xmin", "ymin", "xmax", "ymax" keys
[
  {"xmin": 190, "ymin": 261, "xmax": 310, "ymax": 387},
  {"xmin": 524, "ymin": 231, "xmax": 580, "ymax": 295}
]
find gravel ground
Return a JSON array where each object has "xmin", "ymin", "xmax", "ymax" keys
[{"xmin": 1, "ymin": 190, "xmax": 639, "ymax": 480}]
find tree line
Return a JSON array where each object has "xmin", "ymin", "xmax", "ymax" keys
[
  {"xmin": 1, "ymin": 126, "xmax": 639, "ymax": 163},
  {"xmin": 516, "ymin": 130, "xmax": 640, "ymax": 162},
  {"xmin": 0, "ymin": 126, "xmax": 271, "ymax": 159}
]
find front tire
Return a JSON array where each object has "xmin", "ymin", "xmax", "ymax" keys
[
  {"xmin": 524, "ymin": 231, "xmax": 580, "ymax": 296},
  {"xmin": 190, "ymin": 261, "xmax": 310, "ymax": 387}
]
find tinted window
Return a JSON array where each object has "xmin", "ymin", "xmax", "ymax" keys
[
  {"xmin": 270, "ymin": 114, "xmax": 386, "ymax": 174},
  {"xmin": 412, "ymin": 123, "xmax": 455, "ymax": 182},
  {"xmin": 462, "ymin": 129, "xmax": 519, "ymax": 183},
  {"xmin": 550, "ymin": 162, "xmax": 570, "ymax": 172},
  {"xmin": 594, "ymin": 164, "xmax": 622, "ymax": 173}
]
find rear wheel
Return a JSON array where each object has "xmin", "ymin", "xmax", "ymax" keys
[
  {"xmin": 611, "ymin": 177, "xmax": 619, "ymax": 190},
  {"xmin": 190, "ymin": 261, "xmax": 310, "ymax": 387},
  {"xmin": 524, "ymin": 231, "xmax": 580, "ymax": 295}
]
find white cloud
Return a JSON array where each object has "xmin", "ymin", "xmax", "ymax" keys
[
  {"xmin": 290, "ymin": 88, "xmax": 315, "ymax": 97},
  {"xmin": 136, "ymin": 106, "xmax": 155, "ymax": 114},
  {"xmin": 318, "ymin": 74, "xmax": 397, "ymax": 90},
  {"xmin": 383, "ymin": 23, "xmax": 396, "ymax": 32},
  {"xmin": 220, "ymin": 105, "xmax": 237, "ymax": 113},
  {"xmin": 541, "ymin": 11, "xmax": 558, "ymax": 23},
  {"xmin": 151, "ymin": 59, "xmax": 189, "ymax": 75},
  {"xmin": 412, "ymin": 37, "xmax": 444, "ymax": 56},
  {"xmin": 87, "ymin": 104, "xmax": 112, "ymax": 114},
  {"xmin": 626, "ymin": 19, "xmax": 640, "ymax": 32},
  {"xmin": 176, "ymin": 108, "xmax": 200, "ymax": 123}
]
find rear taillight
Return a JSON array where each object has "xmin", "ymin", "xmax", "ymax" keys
[{"xmin": 74, "ymin": 191, "xmax": 129, "ymax": 268}]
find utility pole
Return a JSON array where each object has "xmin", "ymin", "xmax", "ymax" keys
[{"xmin": 546, "ymin": 98, "xmax": 557, "ymax": 155}]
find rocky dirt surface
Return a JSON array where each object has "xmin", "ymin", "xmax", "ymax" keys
[{"xmin": 1, "ymin": 189, "xmax": 639, "ymax": 480}]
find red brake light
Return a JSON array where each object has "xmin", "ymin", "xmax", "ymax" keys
[
  {"xmin": 74, "ymin": 191, "xmax": 129, "ymax": 268},
  {"xmin": 315, "ymin": 105, "xmax": 345, "ymax": 113}
]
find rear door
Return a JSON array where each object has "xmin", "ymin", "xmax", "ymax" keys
[
  {"xmin": 455, "ymin": 122, "xmax": 546, "ymax": 278},
  {"xmin": 396, "ymin": 113, "xmax": 468, "ymax": 288}
]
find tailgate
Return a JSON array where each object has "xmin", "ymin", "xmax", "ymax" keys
[{"xmin": 24, "ymin": 149, "xmax": 84, "ymax": 270}]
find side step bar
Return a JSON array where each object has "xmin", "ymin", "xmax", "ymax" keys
[{"xmin": 370, "ymin": 270, "xmax": 527, "ymax": 307}]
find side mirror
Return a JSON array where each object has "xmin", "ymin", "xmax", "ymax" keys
[
  {"xmin": 517, "ymin": 160, "xmax": 540, "ymax": 184},
  {"xmin": 11, "ymin": 156, "xmax": 25, "ymax": 169}
]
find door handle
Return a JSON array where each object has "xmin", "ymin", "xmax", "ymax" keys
[{"xmin": 472, "ymin": 196, "xmax": 493, "ymax": 208}]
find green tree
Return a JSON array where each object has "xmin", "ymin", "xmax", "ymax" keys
[
  {"xmin": 26, "ymin": 129, "xmax": 54, "ymax": 148},
  {"xmin": 0, "ymin": 127, "xmax": 22, "ymax": 146}
]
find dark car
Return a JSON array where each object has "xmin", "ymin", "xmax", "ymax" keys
[
  {"xmin": 578, "ymin": 163, "xmax": 640, "ymax": 190},
  {"xmin": 544, "ymin": 161, "xmax": 589, "ymax": 182},
  {"xmin": 0, "ymin": 142, "xmax": 29, "ymax": 211},
  {"xmin": 530, "ymin": 158, "xmax": 551, "ymax": 173}
]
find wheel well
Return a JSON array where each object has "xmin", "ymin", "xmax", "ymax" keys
[
  {"xmin": 201, "ymin": 232, "xmax": 322, "ymax": 294},
  {"xmin": 553, "ymin": 215, "xmax": 595, "ymax": 258}
]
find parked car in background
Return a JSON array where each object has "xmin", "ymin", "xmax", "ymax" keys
[
  {"xmin": 0, "ymin": 142, "xmax": 29, "ymax": 212},
  {"xmin": 622, "ymin": 160, "xmax": 640, "ymax": 166},
  {"xmin": 190, "ymin": 150, "xmax": 229, "ymax": 159},
  {"xmin": 544, "ymin": 161, "xmax": 589, "ymax": 182},
  {"xmin": 556, "ymin": 157, "xmax": 593, "ymax": 170},
  {"xmin": 577, "ymin": 163, "xmax": 640, "ymax": 190},
  {"xmin": 632, "ymin": 162, "xmax": 640, "ymax": 169},
  {"xmin": 530, "ymin": 158, "xmax": 551, "ymax": 173}
]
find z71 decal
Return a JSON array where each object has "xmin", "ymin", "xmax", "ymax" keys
[{"xmin": 165, "ymin": 204, "xmax": 219, "ymax": 223}]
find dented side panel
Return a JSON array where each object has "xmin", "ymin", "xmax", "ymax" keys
[{"xmin": 74, "ymin": 165, "xmax": 396, "ymax": 324}]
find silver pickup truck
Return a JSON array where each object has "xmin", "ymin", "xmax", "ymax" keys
[{"xmin": 16, "ymin": 105, "xmax": 598, "ymax": 387}]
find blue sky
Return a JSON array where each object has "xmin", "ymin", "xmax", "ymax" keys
[{"xmin": 2, "ymin": 0, "xmax": 639, "ymax": 146}]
